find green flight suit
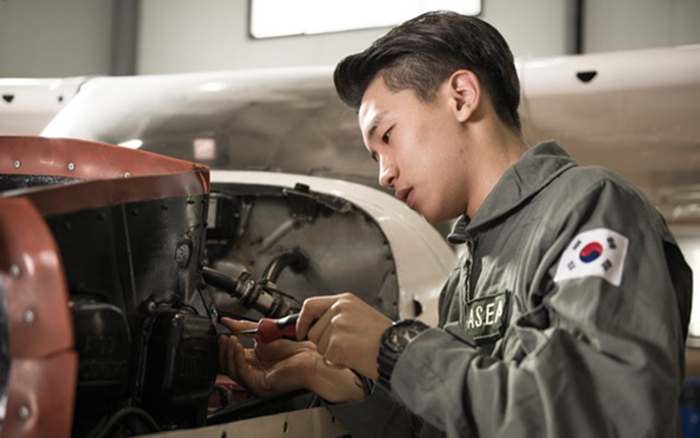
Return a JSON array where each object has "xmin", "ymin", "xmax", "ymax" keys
[{"xmin": 329, "ymin": 141, "xmax": 692, "ymax": 437}]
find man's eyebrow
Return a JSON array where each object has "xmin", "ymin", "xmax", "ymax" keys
[{"xmin": 367, "ymin": 112, "xmax": 387, "ymax": 141}]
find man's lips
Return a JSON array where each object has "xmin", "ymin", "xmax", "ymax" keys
[{"xmin": 395, "ymin": 187, "xmax": 415, "ymax": 208}]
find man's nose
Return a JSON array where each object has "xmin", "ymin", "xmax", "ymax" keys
[{"xmin": 379, "ymin": 160, "xmax": 397, "ymax": 188}]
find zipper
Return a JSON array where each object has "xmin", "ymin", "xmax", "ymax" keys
[{"xmin": 460, "ymin": 237, "xmax": 475, "ymax": 328}]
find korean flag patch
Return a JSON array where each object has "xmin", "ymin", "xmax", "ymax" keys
[{"xmin": 554, "ymin": 228, "xmax": 629, "ymax": 287}]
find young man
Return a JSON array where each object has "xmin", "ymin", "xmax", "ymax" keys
[{"xmin": 220, "ymin": 11, "xmax": 692, "ymax": 437}]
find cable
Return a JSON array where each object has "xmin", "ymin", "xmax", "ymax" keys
[
  {"xmin": 215, "ymin": 308, "xmax": 258, "ymax": 323},
  {"xmin": 259, "ymin": 284, "xmax": 303, "ymax": 308},
  {"xmin": 306, "ymin": 393, "xmax": 322, "ymax": 409},
  {"xmin": 261, "ymin": 250, "xmax": 308, "ymax": 284}
]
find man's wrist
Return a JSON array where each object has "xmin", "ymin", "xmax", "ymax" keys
[
  {"xmin": 376, "ymin": 319, "xmax": 429, "ymax": 390},
  {"xmin": 308, "ymin": 358, "xmax": 367, "ymax": 404}
]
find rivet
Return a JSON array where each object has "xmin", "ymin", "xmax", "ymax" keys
[
  {"xmin": 13, "ymin": 160, "xmax": 21, "ymax": 169},
  {"xmin": 67, "ymin": 162, "xmax": 75, "ymax": 171},
  {"xmin": 23, "ymin": 309, "xmax": 35, "ymax": 323},
  {"xmin": 124, "ymin": 172, "xmax": 131, "ymax": 178},
  {"xmin": 17, "ymin": 405, "xmax": 30, "ymax": 420},
  {"xmin": 9, "ymin": 264, "xmax": 20, "ymax": 277}
]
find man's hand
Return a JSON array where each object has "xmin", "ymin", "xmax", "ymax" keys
[
  {"xmin": 219, "ymin": 318, "xmax": 366, "ymax": 404},
  {"xmin": 296, "ymin": 293, "xmax": 393, "ymax": 380}
]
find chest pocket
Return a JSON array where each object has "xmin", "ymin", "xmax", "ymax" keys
[{"xmin": 464, "ymin": 291, "xmax": 510, "ymax": 344}]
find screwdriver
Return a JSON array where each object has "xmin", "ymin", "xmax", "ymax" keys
[{"xmin": 236, "ymin": 313, "xmax": 300, "ymax": 343}]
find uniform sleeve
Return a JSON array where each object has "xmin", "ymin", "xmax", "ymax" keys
[
  {"xmin": 326, "ymin": 381, "xmax": 433, "ymax": 438},
  {"xmin": 390, "ymin": 179, "xmax": 692, "ymax": 437},
  {"xmin": 325, "ymin": 268, "xmax": 464, "ymax": 438}
]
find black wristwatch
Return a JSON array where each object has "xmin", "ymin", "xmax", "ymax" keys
[{"xmin": 377, "ymin": 319, "xmax": 429, "ymax": 389}]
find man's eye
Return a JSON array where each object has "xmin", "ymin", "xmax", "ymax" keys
[{"xmin": 382, "ymin": 128, "xmax": 392, "ymax": 144}]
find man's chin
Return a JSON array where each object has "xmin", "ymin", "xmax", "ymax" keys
[
  {"xmin": 420, "ymin": 208, "xmax": 461, "ymax": 225},
  {"xmin": 412, "ymin": 202, "xmax": 456, "ymax": 224},
  {"xmin": 417, "ymin": 209, "xmax": 439, "ymax": 224}
]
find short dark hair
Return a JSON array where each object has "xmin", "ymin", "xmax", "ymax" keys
[{"xmin": 334, "ymin": 11, "xmax": 521, "ymax": 131}]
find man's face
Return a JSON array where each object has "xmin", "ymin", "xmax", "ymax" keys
[{"xmin": 358, "ymin": 76, "xmax": 472, "ymax": 223}]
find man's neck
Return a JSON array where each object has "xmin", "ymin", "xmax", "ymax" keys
[{"xmin": 465, "ymin": 123, "xmax": 529, "ymax": 219}]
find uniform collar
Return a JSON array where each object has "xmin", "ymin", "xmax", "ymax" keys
[{"xmin": 448, "ymin": 141, "xmax": 577, "ymax": 244}]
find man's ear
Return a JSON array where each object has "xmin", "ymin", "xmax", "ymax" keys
[{"xmin": 447, "ymin": 70, "xmax": 480, "ymax": 123}]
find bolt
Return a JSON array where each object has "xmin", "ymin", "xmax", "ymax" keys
[
  {"xmin": 124, "ymin": 172, "xmax": 131, "ymax": 178},
  {"xmin": 23, "ymin": 309, "xmax": 35, "ymax": 323},
  {"xmin": 17, "ymin": 405, "xmax": 30, "ymax": 420},
  {"xmin": 13, "ymin": 160, "xmax": 21, "ymax": 169},
  {"xmin": 67, "ymin": 162, "xmax": 75, "ymax": 171},
  {"xmin": 9, "ymin": 264, "xmax": 20, "ymax": 277}
]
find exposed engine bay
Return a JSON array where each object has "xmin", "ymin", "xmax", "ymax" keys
[
  {"xmin": 205, "ymin": 180, "xmax": 401, "ymax": 320},
  {"xmin": 0, "ymin": 136, "xmax": 454, "ymax": 438}
]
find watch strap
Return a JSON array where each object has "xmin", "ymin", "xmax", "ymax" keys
[{"xmin": 376, "ymin": 320, "xmax": 428, "ymax": 389}]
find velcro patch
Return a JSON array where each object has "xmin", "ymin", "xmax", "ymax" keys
[
  {"xmin": 464, "ymin": 292, "xmax": 509, "ymax": 343},
  {"xmin": 554, "ymin": 228, "xmax": 629, "ymax": 287}
]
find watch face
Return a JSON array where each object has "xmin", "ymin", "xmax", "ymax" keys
[
  {"xmin": 387, "ymin": 321, "xmax": 427, "ymax": 351},
  {"xmin": 378, "ymin": 320, "xmax": 429, "ymax": 388}
]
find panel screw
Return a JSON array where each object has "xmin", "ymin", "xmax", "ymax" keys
[
  {"xmin": 124, "ymin": 172, "xmax": 131, "ymax": 178},
  {"xmin": 13, "ymin": 160, "xmax": 21, "ymax": 169},
  {"xmin": 23, "ymin": 309, "xmax": 35, "ymax": 323},
  {"xmin": 17, "ymin": 405, "xmax": 30, "ymax": 420},
  {"xmin": 67, "ymin": 162, "xmax": 75, "ymax": 171},
  {"xmin": 9, "ymin": 264, "xmax": 20, "ymax": 277}
]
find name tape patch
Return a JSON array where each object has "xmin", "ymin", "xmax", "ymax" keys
[
  {"xmin": 554, "ymin": 227, "xmax": 629, "ymax": 287},
  {"xmin": 465, "ymin": 292, "xmax": 509, "ymax": 343}
]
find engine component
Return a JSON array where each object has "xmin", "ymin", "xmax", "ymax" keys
[
  {"xmin": 208, "ymin": 181, "xmax": 401, "ymax": 321},
  {"xmin": 202, "ymin": 267, "xmax": 293, "ymax": 318},
  {"xmin": 261, "ymin": 249, "xmax": 308, "ymax": 285},
  {"xmin": 139, "ymin": 309, "xmax": 218, "ymax": 429},
  {"xmin": 0, "ymin": 197, "xmax": 77, "ymax": 438},
  {"xmin": 0, "ymin": 136, "xmax": 215, "ymax": 438},
  {"xmin": 71, "ymin": 298, "xmax": 131, "ymax": 424},
  {"xmin": 206, "ymin": 191, "xmax": 241, "ymax": 257}
]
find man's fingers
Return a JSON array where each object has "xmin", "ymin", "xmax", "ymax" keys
[
  {"xmin": 306, "ymin": 303, "xmax": 336, "ymax": 344},
  {"xmin": 220, "ymin": 317, "xmax": 258, "ymax": 332},
  {"xmin": 314, "ymin": 322, "xmax": 332, "ymax": 357},
  {"xmin": 230, "ymin": 336, "xmax": 254, "ymax": 387},
  {"xmin": 297, "ymin": 295, "xmax": 343, "ymax": 340},
  {"xmin": 219, "ymin": 318, "xmax": 258, "ymax": 379},
  {"xmin": 256, "ymin": 338, "xmax": 315, "ymax": 359},
  {"xmin": 225, "ymin": 336, "xmax": 237, "ymax": 379},
  {"xmin": 219, "ymin": 335, "xmax": 228, "ymax": 372},
  {"xmin": 235, "ymin": 340, "xmax": 260, "ymax": 391}
]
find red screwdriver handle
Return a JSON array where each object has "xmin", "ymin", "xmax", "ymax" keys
[{"xmin": 257, "ymin": 314, "xmax": 299, "ymax": 343}]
